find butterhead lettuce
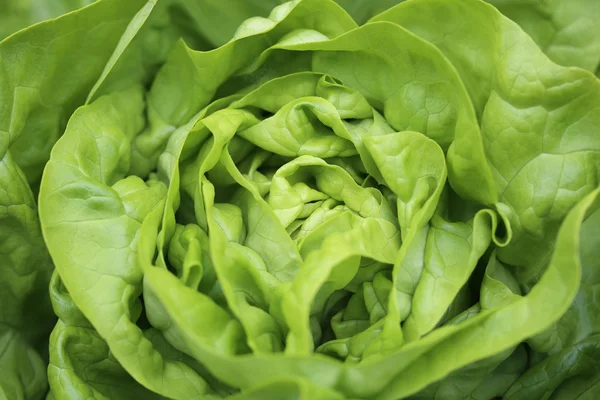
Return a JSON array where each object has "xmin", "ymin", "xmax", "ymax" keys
[{"xmin": 0, "ymin": 0, "xmax": 598, "ymax": 399}]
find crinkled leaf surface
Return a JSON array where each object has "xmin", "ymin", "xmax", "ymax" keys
[{"xmin": 0, "ymin": 0, "xmax": 594, "ymax": 399}]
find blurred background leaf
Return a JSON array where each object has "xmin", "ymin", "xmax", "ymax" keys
[{"xmin": 0, "ymin": 0, "xmax": 96, "ymax": 40}]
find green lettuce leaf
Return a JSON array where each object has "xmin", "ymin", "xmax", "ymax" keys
[
  {"xmin": 0, "ymin": 0, "xmax": 594, "ymax": 398},
  {"xmin": 0, "ymin": 1, "xmax": 150, "ymax": 398},
  {"xmin": 486, "ymin": 0, "xmax": 600, "ymax": 72}
]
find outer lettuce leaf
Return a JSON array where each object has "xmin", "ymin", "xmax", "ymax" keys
[
  {"xmin": 0, "ymin": 0, "xmax": 150, "ymax": 185},
  {"xmin": 0, "ymin": 151, "xmax": 53, "ymax": 400},
  {"xmin": 486, "ymin": 0, "xmax": 600, "ymax": 73},
  {"xmin": 336, "ymin": 0, "xmax": 600, "ymax": 73},
  {"xmin": 504, "ymin": 208, "xmax": 600, "ymax": 399},
  {"xmin": 47, "ymin": 272, "xmax": 164, "ymax": 400},
  {"xmin": 0, "ymin": 1, "xmax": 150, "ymax": 398}
]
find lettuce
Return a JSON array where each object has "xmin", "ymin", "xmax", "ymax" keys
[{"xmin": 1, "ymin": 0, "xmax": 599, "ymax": 399}]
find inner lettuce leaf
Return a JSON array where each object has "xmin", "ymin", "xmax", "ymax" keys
[{"xmin": 30, "ymin": 0, "xmax": 600, "ymax": 399}]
